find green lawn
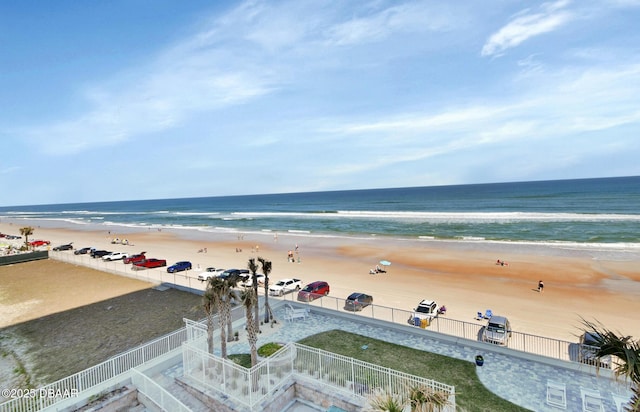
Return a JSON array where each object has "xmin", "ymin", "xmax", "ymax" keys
[{"xmin": 297, "ymin": 330, "xmax": 530, "ymax": 412}]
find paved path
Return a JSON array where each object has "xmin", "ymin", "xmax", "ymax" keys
[{"xmin": 219, "ymin": 305, "xmax": 632, "ymax": 412}]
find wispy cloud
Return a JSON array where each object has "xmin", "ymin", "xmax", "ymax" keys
[{"xmin": 481, "ymin": 0, "xmax": 573, "ymax": 57}]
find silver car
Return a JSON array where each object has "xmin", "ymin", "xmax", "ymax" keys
[{"xmin": 482, "ymin": 315, "xmax": 512, "ymax": 346}]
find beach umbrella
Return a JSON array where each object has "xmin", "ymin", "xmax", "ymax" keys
[{"xmin": 377, "ymin": 260, "xmax": 391, "ymax": 273}]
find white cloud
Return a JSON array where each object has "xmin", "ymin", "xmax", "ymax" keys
[{"xmin": 481, "ymin": 0, "xmax": 573, "ymax": 57}]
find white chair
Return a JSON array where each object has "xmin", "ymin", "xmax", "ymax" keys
[
  {"xmin": 546, "ymin": 380, "xmax": 567, "ymax": 409},
  {"xmin": 284, "ymin": 303, "xmax": 309, "ymax": 322},
  {"xmin": 581, "ymin": 387, "xmax": 604, "ymax": 412},
  {"xmin": 611, "ymin": 392, "xmax": 631, "ymax": 412}
]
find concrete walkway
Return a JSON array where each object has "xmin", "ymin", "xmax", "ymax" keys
[{"xmin": 218, "ymin": 304, "xmax": 633, "ymax": 412}]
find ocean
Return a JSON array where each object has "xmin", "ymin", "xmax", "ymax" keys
[{"xmin": 1, "ymin": 176, "xmax": 639, "ymax": 257}]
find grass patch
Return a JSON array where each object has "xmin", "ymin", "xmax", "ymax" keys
[
  {"xmin": 298, "ymin": 330, "xmax": 530, "ymax": 412},
  {"xmin": 228, "ymin": 354, "xmax": 252, "ymax": 368},
  {"xmin": 257, "ymin": 342, "xmax": 283, "ymax": 357}
]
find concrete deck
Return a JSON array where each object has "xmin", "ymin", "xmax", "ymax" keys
[{"xmin": 153, "ymin": 302, "xmax": 633, "ymax": 412}]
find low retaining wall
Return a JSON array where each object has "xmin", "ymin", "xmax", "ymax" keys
[{"xmin": 0, "ymin": 250, "xmax": 48, "ymax": 266}]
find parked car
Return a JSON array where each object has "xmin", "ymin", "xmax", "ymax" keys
[
  {"xmin": 344, "ymin": 292, "xmax": 373, "ymax": 311},
  {"xmin": 123, "ymin": 253, "xmax": 146, "ymax": 264},
  {"xmin": 5, "ymin": 235, "xmax": 22, "ymax": 240},
  {"xmin": 578, "ymin": 332, "xmax": 612, "ymax": 368},
  {"xmin": 133, "ymin": 258, "xmax": 167, "ymax": 269},
  {"xmin": 74, "ymin": 247, "xmax": 93, "ymax": 255},
  {"xmin": 482, "ymin": 315, "xmax": 512, "ymax": 346},
  {"xmin": 240, "ymin": 273, "xmax": 265, "ymax": 288},
  {"xmin": 409, "ymin": 299, "xmax": 439, "ymax": 325},
  {"xmin": 53, "ymin": 243, "xmax": 73, "ymax": 251},
  {"xmin": 297, "ymin": 281, "xmax": 330, "ymax": 302},
  {"xmin": 197, "ymin": 267, "xmax": 225, "ymax": 282},
  {"xmin": 269, "ymin": 278, "xmax": 302, "ymax": 296},
  {"xmin": 90, "ymin": 249, "xmax": 111, "ymax": 258},
  {"xmin": 103, "ymin": 252, "xmax": 129, "ymax": 261},
  {"xmin": 218, "ymin": 269, "xmax": 250, "ymax": 282},
  {"xmin": 29, "ymin": 240, "xmax": 50, "ymax": 247},
  {"xmin": 167, "ymin": 261, "xmax": 192, "ymax": 273}
]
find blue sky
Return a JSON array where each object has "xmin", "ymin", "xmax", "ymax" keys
[{"xmin": 2, "ymin": 0, "xmax": 640, "ymax": 206}]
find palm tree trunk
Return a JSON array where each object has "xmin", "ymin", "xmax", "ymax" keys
[
  {"xmin": 217, "ymin": 300, "xmax": 227, "ymax": 358},
  {"xmin": 207, "ymin": 314, "xmax": 215, "ymax": 354}
]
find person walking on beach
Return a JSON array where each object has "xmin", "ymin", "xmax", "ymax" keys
[{"xmin": 538, "ymin": 280, "xmax": 544, "ymax": 293}]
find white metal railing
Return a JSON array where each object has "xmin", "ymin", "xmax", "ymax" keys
[
  {"xmin": 50, "ymin": 252, "xmax": 209, "ymax": 292},
  {"xmin": 182, "ymin": 340, "xmax": 456, "ymax": 411},
  {"xmin": 293, "ymin": 344, "xmax": 455, "ymax": 411},
  {"xmin": 0, "ymin": 328, "xmax": 187, "ymax": 412},
  {"xmin": 130, "ymin": 369, "xmax": 191, "ymax": 412},
  {"xmin": 277, "ymin": 292, "xmax": 600, "ymax": 367}
]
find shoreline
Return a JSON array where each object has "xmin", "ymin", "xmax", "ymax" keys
[
  {"xmin": 4, "ymin": 216, "xmax": 640, "ymax": 261},
  {"xmin": 2, "ymin": 219, "xmax": 640, "ymax": 342}
]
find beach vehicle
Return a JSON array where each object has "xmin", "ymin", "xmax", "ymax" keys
[
  {"xmin": 482, "ymin": 315, "xmax": 512, "ymax": 346},
  {"xmin": 297, "ymin": 281, "xmax": 330, "ymax": 302},
  {"xmin": 269, "ymin": 278, "xmax": 302, "ymax": 296},
  {"xmin": 90, "ymin": 249, "xmax": 111, "ymax": 258},
  {"xmin": 29, "ymin": 240, "xmax": 50, "ymax": 247},
  {"xmin": 103, "ymin": 252, "xmax": 129, "ymax": 261},
  {"xmin": 409, "ymin": 299, "xmax": 439, "ymax": 326},
  {"xmin": 123, "ymin": 253, "xmax": 146, "ymax": 264},
  {"xmin": 52, "ymin": 242, "xmax": 73, "ymax": 251},
  {"xmin": 134, "ymin": 258, "xmax": 167, "ymax": 269},
  {"xmin": 578, "ymin": 332, "xmax": 612, "ymax": 368},
  {"xmin": 218, "ymin": 269, "xmax": 250, "ymax": 282},
  {"xmin": 74, "ymin": 247, "xmax": 93, "ymax": 255},
  {"xmin": 344, "ymin": 292, "xmax": 373, "ymax": 311},
  {"xmin": 197, "ymin": 267, "xmax": 225, "ymax": 282},
  {"xmin": 167, "ymin": 261, "xmax": 192, "ymax": 273}
]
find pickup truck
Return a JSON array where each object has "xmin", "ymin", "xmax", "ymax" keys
[{"xmin": 269, "ymin": 278, "xmax": 302, "ymax": 296}]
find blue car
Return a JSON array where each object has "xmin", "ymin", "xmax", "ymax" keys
[{"xmin": 167, "ymin": 261, "xmax": 192, "ymax": 273}]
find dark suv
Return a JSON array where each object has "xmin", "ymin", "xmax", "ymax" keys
[
  {"xmin": 219, "ymin": 269, "xmax": 250, "ymax": 282},
  {"xmin": 344, "ymin": 292, "xmax": 373, "ymax": 311},
  {"xmin": 297, "ymin": 281, "xmax": 330, "ymax": 302}
]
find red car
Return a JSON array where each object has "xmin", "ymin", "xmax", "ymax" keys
[
  {"xmin": 29, "ymin": 240, "xmax": 51, "ymax": 247},
  {"xmin": 123, "ymin": 253, "xmax": 146, "ymax": 264},
  {"xmin": 297, "ymin": 281, "xmax": 330, "ymax": 302},
  {"xmin": 133, "ymin": 258, "xmax": 167, "ymax": 269}
]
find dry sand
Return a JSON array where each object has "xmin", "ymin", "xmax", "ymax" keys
[{"xmin": 1, "ymin": 221, "xmax": 639, "ymax": 343}]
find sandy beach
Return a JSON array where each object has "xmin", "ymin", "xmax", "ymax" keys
[{"xmin": 1, "ymin": 220, "xmax": 639, "ymax": 342}]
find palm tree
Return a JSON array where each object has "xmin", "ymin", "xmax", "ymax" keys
[
  {"xmin": 202, "ymin": 287, "xmax": 217, "ymax": 354},
  {"xmin": 247, "ymin": 258, "xmax": 260, "ymax": 331},
  {"xmin": 241, "ymin": 287, "xmax": 259, "ymax": 367},
  {"xmin": 20, "ymin": 226, "xmax": 34, "ymax": 249},
  {"xmin": 208, "ymin": 277, "xmax": 232, "ymax": 358},
  {"xmin": 258, "ymin": 257, "xmax": 273, "ymax": 324},
  {"xmin": 367, "ymin": 385, "xmax": 452, "ymax": 412},
  {"xmin": 224, "ymin": 274, "xmax": 240, "ymax": 344},
  {"xmin": 582, "ymin": 319, "xmax": 639, "ymax": 411}
]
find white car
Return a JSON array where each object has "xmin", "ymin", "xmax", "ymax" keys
[
  {"xmin": 197, "ymin": 267, "xmax": 225, "ymax": 282},
  {"xmin": 102, "ymin": 252, "xmax": 129, "ymax": 261},
  {"xmin": 240, "ymin": 274, "xmax": 265, "ymax": 288},
  {"xmin": 409, "ymin": 299, "xmax": 439, "ymax": 325},
  {"xmin": 269, "ymin": 278, "xmax": 302, "ymax": 296}
]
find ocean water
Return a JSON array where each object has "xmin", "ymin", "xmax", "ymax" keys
[{"xmin": 1, "ymin": 176, "xmax": 639, "ymax": 255}]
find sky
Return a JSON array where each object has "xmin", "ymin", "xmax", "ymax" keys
[{"xmin": 2, "ymin": 0, "xmax": 640, "ymax": 207}]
